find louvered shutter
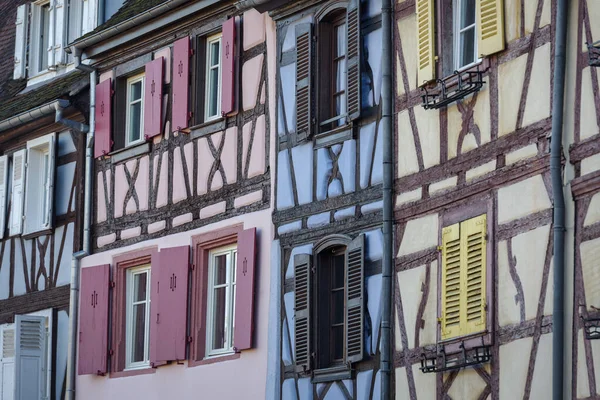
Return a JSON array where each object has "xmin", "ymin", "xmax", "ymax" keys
[
  {"xmin": 152, "ymin": 246, "xmax": 189, "ymax": 363},
  {"xmin": 78, "ymin": 264, "xmax": 110, "ymax": 375},
  {"xmin": 221, "ymin": 18, "xmax": 236, "ymax": 116},
  {"xmin": 172, "ymin": 37, "xmax": 191, "ymax": 133},
  {"xmin": 416, "ymin": 0, "xmax": 435, "ymax": 85},
  {"xmin": 13, "ymin": 4, "xmax": 29, "ymax": 80},
  {"xmin": 0, "ymin": 156, "xmax": 8, "ymax": 239},
  {"xmin": 294, "ymin": 253, "xmax": 311, "ymax": 373},
  {"xmin": 295, "ymin": 23, "xmax": 312, "ymax": 141},
  {"xmin": 144, "ymin": 57, "xmax": 164, "ymax": 139},
  {"xmin": 345, "ymin": 234, "xmax": 365, "ymax": 363},
  {"xmin": 95, "ymin": 79, "xmax": 112, "ymax": 158},
  {"xmin": 234, "ymin": 228, "xmax": 257, "ymax": 351},
  {"xmin": 10, "ymin": 150, "xmax": 26, "ymax": 236},
  {"xmin": 477, "ymin": 0, "xmax": 505, "ymax": 57},
  {"xmin": 53, "ymin": 0, "xmax": 67, "ymax": 65},
  {"xmin": 461, "ymin": 215, "xmax": 487, "ymax": 335},
  {"xmin": 346, "ymin": 0, "xmax": 361, "ymax": 121},
  {"xmin": 0, "ymin": 326, "xmax": 15, "ymax": 400},
  {"xmin": 440, "ymin": 222, "xmax": 461, "ymax": 340},
  {"xmin": 14, "ymin": 315, "xmax": 46, "ymax": 400}
]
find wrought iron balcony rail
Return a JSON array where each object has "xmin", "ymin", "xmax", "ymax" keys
[
  {"xmin": 421, "ymin": 64, "xmax": 485, "ymax": 110},
  {"xmin": 420, "ymin": 340, "xmax": 492, "ymax": 373}
]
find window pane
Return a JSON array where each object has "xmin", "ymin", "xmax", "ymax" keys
[
  {"xmin": 232, "ymin": 252, "xmax": 237, "ymax": 284},
  {"xmin": 333, "ymin": 255, "xmax": 345, "ymax": 289},
  {"xmin": 133, "ymin": 272, "xmax": 147, "ymax": 302},
  {"xmin": 332, "ymin": 325, "xmax": 343, "ymax": 360},
  {"xmin": 460, "ymin": 28, "xmax": 476, "ymax": 67},
  {"xmin": 42, "ymin": 153, "xmax": 50, "ymax": 223},
  {"xmin": 335, "ymin": 24, "xmax": 346, "ymax": 57},
  {"xmin": 212, "ymin": 287, "xmax": 227, "ymax": 350},
  {"xmin": 336, "ymin": 58, "xmax": 347, "ymax": 93},
  {"xmin": 40, "ymin": 5, "xmax": 50, "ymax": 70},
  {"xmin": 332, "ymin": 290, "xmax": 344, "ymax": 324},
  {"xmin": 213, "ymin": 254, "xmax": 228, "ymax": 285},
  {"xmin": 461, "ymin": 0, "xmax": 476, "ymax": 28},
  {"xmin": 210, "ymin": 41, "xmax": 221, "ymax": 67},
  {"xmin": 335, "ymin": 94, "xmax": 346, "ymax": 124},
  {"xmin": 132, "ymin": 303, "xmax": 146, "ymax": 362},
  {"xmin": 129, "ymin": 102, "xmax": 142, "ymax": 142},
  {"xmin": 208, "ymin": 67, "xmax": 220, "ymax": 117},
  {"xmin": 130, "ymin": 81, "xmax": 142, "ymax": 101}
]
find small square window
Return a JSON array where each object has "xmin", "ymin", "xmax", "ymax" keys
[
  {"xmin": 125, "ymin": 74, "xmax": 145, "ymax": 146},
  {"xmin": 206, "ymin": 244, "xmax": 237, "ymax": 357},
  {"xmin": 125, "ymin": 265, "xmax": 151, "ymax": 370},
  {"xmin": 204, "ymin": 33, "xmax": 223, "ymax": 122},
  {"xmin": 453, "ymin": 0, "xmax": 478, "ymax": 70}
]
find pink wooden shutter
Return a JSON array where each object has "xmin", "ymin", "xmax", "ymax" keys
[
  {"xmin": 78, "ymin": 264, "xmax": 110, "ymax": 375},
  {"xmin": 221, "ymin": 18, "xmax": 236, "ymax": 116},
  {"xmin": 152, "ymin": 246, "xmax": 190, "ymax": 363},
  {"xmin": 233, "ymin": 228, "xmax": 257, "ymax": 351},
  {"xmin": 144, "ymin": 57, "xmax": 164, "ymax": 139},
  {"xmin": 94, "ymin": 79, "xmax": 112, "ymax": 158},
  {"xmin": 172, "ymin": 37, "xmax": 191, "ymax": 133}
]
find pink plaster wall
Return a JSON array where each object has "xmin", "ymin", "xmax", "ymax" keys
[
  {"xmin": 96, "ymin": 171, "xmax": 107, "ymax": 223},
  {"xmin": 78, "ymin": 209, "xmax": 274, "ymax": 400},
  {"xmin": 197, "ymin": 136, "xmax": 212, "ymax": 196},
  {"xmin": 243, "ymin": 9, "xmax": 265, "ymax": 50},
  {"xmin": 242, "ymin": 54, "xmax": 264, "ymax": 111},
  {"xmin": 114, "ymin": 165, "xmax": 127, "ymax": 218},
  {"xmin": 243, "ymin": 115, "xmax": 267, "ymax": 178},
  {"xmin": 222, "ymin": 127, "xmax": 238, "ymax": 184},
  {"xmin": 154, "ymin": 152, "xmax": 168, "ymax": 208},
  {"xmin": 136, "ymin": 156, "xmax": 149, "ymax": 212}
]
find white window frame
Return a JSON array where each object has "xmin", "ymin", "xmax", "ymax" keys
[
  {"xmin": 29, "ymin": 0, "xmax": 54, "ymax": 76},
  {"xmin": 204, "ymin": 33, "xmax": 223, "ymax": 122},
  {"xmin": 205, "ymin": 244, "xmax": 237, "ymax": 357},
  {"xmin": 453, "ymin": 0, "xmax": 479, "ymax": 71},
  {"xmin": 125, "ymin": 74, "xmax": 145, "ymax": 147},
  {"xmin": 23, "ymin": 133, "xmax": 55, "ymax": 236},
  {"xmin": 125, "ymin": 264, "xmax": 151, "ymax": 370}
]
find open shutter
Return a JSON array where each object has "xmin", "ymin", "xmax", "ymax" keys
[
  {"xmin": 416, "ymin": 0, "xmax": 435, "ymax": 85},
  {"xmin": 172, "ymin": 37, "xmax": 191, "ymax": 133},
  {"xmin": 10, "ymin": 150, "xmax": 26, "ymax": 236},
  {"xmin": 14, "ymin": 315, "xmax": 46, "ymax": 400},
  {"xmin": 81, "ymin": 0, "xmax": 98, "ymax": 35},
  {"xmin": 346, "ymin": 0, "xmax": 361, "ymax": 121},
  {"xmin": 95, "ymin": 79, "xmax": 112, "ymax": 158},
  {"xmin": 144, "ymin": 57, "xmax": 164, "ymax": 139},
  {"xmin": 13, "ymin": 4, "xmax": 29, "ymax": 80},
  {"xmin": 46, "ymin": 135, "xmax": 56, "ymax": 229},
  {"xmin": 53, "ymin": 0, "xmax": 67, "ymax": 65},
  {"xmin": 152, "ymin": 246, "xmax": 189, "ymax": 363},
  {"xmin": 461, "ymin": 215, "xmax": 487, "ymax": 335},
  {"xmin": 78, "ymin": 264, "xmax": 109, "ymax": 375},
  {"xmin": 295, "ymin": 23, "xmax": 312, "ymax": 141},
  {"xmin": 345, "ymin": 234, "xmax": 364, "ymax": 363},
  {"xmin": 477, "ymin": 0, "xmax": 505, "ymax": 57},
  {"xmin": 294, "ymin": 253, "xmax": 311, "ymax": 373},
  {"xmin": 440, "ymin": 222, "xmax": 461, "ymax": 340},
  {"xmin": 1, "ymin": 326, "xmax": 15, "ymax": 400},
  {"xmin": 221, "ymin": 18, "xmax": 236, "ymax": 116},
  {"xmin": 0, "ymin": 156, "xmax": 9, "ymax": 239},
  {"xmin": 234, "ymin": 228, "xmax": 257, "ymax": 351},
  {"xmin": 46, "ymin": 1, "xmax": 56, "ymax": 68}
]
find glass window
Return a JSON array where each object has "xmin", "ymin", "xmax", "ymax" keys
[
  {"xmin": 206, "ymin": 244, "xmax": 237, "ymax": 357},
  {"xmin": 126, "ymin": 265, "xmax": 151, "ymax": 369},
  {"xmin": 126, "ymin": 74, "xmax": 145, "ymax": 146},
  {"xmin": 39, "ymin": 3, "xmax": 51, "ymax": 71},
  {"xmin": 333, "ymin": 21, "xmax": 347, "ymax": 127},
  {"xmin": 205, "ymin": 34, "xmax": 222, "ymax": 121},
  {"xmin": 454, "ymin": 0, "xmax": 477, "ymax": 69}
]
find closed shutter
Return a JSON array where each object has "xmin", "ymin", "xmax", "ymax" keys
[
  {"xmin": 0, "ymin": 326, "xmax": 15, "ymax": 400},
  {"xmin": 416, "ymin": 0, "xmax": 435, "ymax": 85},
  {"xmin": 152, "ymin": 246, "xmax": 189, "ymax": 363},
  {"xmin": 295, "ymin": 23, "xmax": 313, "ymax": 141},
  {"xmin": 346, "ymin": 0, "xmax": 361, "ymax": 121},
  {"xmin": 95, "ymin": 79, "xmax": 112, "ymax": 158},
  {"xmin": 345, "ymin": 234, "xmax": 364, "ymax": 363},
  {"xmin": 477, "ymin": 0, "xmax": 505, "ymax": 57},
  {"xmin": 78, "ymin": 264, "xmax": 110, "ymax": 375},
  {"xmin": 233, "ymin": 228, "xmax": 257, "ymax": 351},
  {"xmin": 14, "ymin": 315, "xmax": 46, "ymax": 400},
  {"xmin": 9, "ymin": 150, "xmax": 26, "ymax": 236},
  {"xmin": 0, "ymin": 156, "xmax": 8, "ymax": 239},
  {"xmin": 462, "ymin": 214, "xmax": 487, "ymax": 334},
  {"xmin": 144, "ymin": 57, "xmax": 164, "ymax": 139},
  {"xmin": 221, "ymin": 18, "xmax": 236, "ymax": 116},
  {"xmin": 13, "ymin": 4, "xmax": 29, "ymax": 80},
  {"xmin": 294, "ymin": 253, "xmax": 311, "ymax": 373},
  {"xmin": 53, "ymin": 0, "xmax": 67, "ymax": 65},
  {"xmin": 440, "ymin": 223, "xmax": 461, "ymax": 340},
  {"xmin": 172, "ymin": 37, "xmax": 191, "ymax": 133}
]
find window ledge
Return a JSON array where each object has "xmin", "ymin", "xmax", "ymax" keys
[
  {"xmin": 438, "ymin": 330, "xmax": 491, "ymax": 354},
  {"xmin": 188, "ymin": 352, "xmax": 240, "ymax": 368},
  {"xmin": 109, "ymin": 141, "xmax": 150, "ymax": 164},
  {"xmin": 311, "ymin": 366, "xmax": 352, "ymax": 383},
  {"xmin": 109, "ymin": 367, "xmax": 156, "ymax": 379},
  {"xmin": 22, "ymin": 227, "xmax": 53, "ymax": 240},
  {"xmin": 420, "ymin": 61, "xmax": 487, "ymax": 110},
  {"xmin": 314, "ymin": 124, "xmax": 353, "ymax": 149},
  {"xmin": 190, "ymin": 118, "xmax": 226, "ymax": 139}
]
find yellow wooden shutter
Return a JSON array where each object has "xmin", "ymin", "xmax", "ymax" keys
[
  {"xmin": 441, "ymin": 223, "xmax": 461, "ymax": 340},
  {"xmin": 461, "ymin": 214, "xmax": 487, "ymax": 335},
  {"xmin": 416, "ymin": 0, "xmax": 436, "ymax": 85},
  {"xmin": 477, "ymin": 0, "xmax": 505, "ymax": 57}
]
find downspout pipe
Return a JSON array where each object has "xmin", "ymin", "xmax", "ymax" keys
[
  {"xmin": 65, "ymin": 49, "xmax": 96, "ymax": 400},
  {"xmin": 380, "ymin": 0, "xmax": 394, "ymax": 398},
  {"xmin": 551, "ymin": 0, "xmax": 569, "ymax": 399}
]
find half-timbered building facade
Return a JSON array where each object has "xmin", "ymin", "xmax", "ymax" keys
[{"xmin": 72, "ymin": 0, "xmax": 275, "ymax": 398}]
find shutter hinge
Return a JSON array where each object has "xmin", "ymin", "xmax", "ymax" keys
[
  {"xmin": 189, "ymin": 48, "xmax": 195, "ymax": 57},
  {"xmin": 189, "ymin": 263, "xmax": 195, "ymax": 271},
  {"xmin": 186, "ymin": 336, "xmax": 193, "ymax": 343},
  {"xmin": 109, "ymin": 280, "xmax": 115, "ymax": 288},
  {"xmin": 108, "ymin": 349, "xmax": 114, "ymax": 356},
  {"xmin": 437, "ymin": 245, "xmax": 443, "ymax": 252}
]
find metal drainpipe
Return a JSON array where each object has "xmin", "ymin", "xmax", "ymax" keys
[
  {"xmin": 65, "ymin": 51, "xmax": 96, "ymax": 400},
  {"xmin": 380, "ymin": 0, "xmax": 394, "ymax": 397},
  {"xmin": 552, "ymin": 0, "xmax": 569, "ymax": 398}
]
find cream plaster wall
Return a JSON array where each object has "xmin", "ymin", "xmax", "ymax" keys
[
  {"xmin": 397, "ymin": 110, "xmax": 420, "ymax": 178},
  {"xmin": 581, "ymin": 237, "xmax": 600, "ymax": 309},
  {"xmin": 584, "ymin": 191, "xmax": 600, "ymax": 226},
  {"xmin": 498, "ymin": 53, "xmax": 527, "ymax": 136},
  {"xmin": 396, "ymin": 14, "xmax": 417, "ymax": 96},
  {"xmin": 497, "ymin": 175, "xmax": 551, "ymax": 224},
  {"xmin": 397, "ymin": 213, "xmax": 438, "ymax": 256},
  {"xmin": 499, "ymin": 337, "xmax": 532, "ymax": 400},
  {"xmin": 522, "ymin": 43, "xmax": 551, "ymax": 128},
  {"xmin": 581, "ymin": 152, "xmax": 600, "ymax": 176},
  {"xmin": 447, "ymin": 368, "xmax": 487, "ymax": 400}
]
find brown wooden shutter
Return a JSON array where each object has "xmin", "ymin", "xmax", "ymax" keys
[
  {"xmin": 346, "ymin": 0, "xmax": 361, "ymax": 121},
  {"xmin": 234, "ymin": 228, "xmax": 257, "ymax": 351},
  {"xmin": 294, "ymin": 253, "xmax": 311, "ymax": 373},
  {"xmin": 295, "ymin": 23, "xmax": 313, "ymax": 141},
  {"xmin": 477, "ymin": 0, "xmax": 505, "ymax": 57},
  {"xmin": 345, "ymin": 234, "xmax": 364, "ymax": 364}
]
